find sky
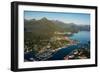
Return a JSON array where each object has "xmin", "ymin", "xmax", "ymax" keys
[{"xmin": 24, "ymin": 11, "xmax": 90, "ymax": 25}]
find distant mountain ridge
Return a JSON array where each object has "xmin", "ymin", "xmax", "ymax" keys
[
  {"xmin": 24, "ymin": 17, "xmax": 90, "ymax": 33},
  {"xmin": 24, "ymin": 17, "xmax": 90, "ymax": 43}
]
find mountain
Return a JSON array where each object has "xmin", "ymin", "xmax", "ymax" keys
[
  {"xmin": 52, "ymin": 20, "xmax": 79, "ymax": 32},
  {"xmin": 24, "ymin": 17, "xmax": 90, "ymax": 40},
  {"xmin": 24, "ymin": 17, "xmax": 62, "ymax": 33},
  {"xmin": 52, "ymin": 20, "xmax": 90, "ymax": 32},
  {"xmin": 24, "ymin": 17, "xmax": 63, "ymax": 40}
]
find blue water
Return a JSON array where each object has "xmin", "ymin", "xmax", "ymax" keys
[
  {"xmin": 48, "ymin": 31, "xmax": 90, "ymax": 60},
  {"xmin": 24, "ymin": 31, "xmax": 90, "ymax": 61},
  {"xmin": 69, "ymin": 31, "xmax": 90, "ymax": 44}
]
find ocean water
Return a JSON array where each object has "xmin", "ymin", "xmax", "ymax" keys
[
  {"xmin": 48, "ymin": 31, "xmax": 90, "ymax": 60},
  {"xmin": 24, "ymin": 31, "xmax": 90, "ymax": 61}
]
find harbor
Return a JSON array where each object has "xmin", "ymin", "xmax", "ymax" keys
[{"xmin": 24, "ymin": 31, "xmax": 90, "ymax": 61}]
